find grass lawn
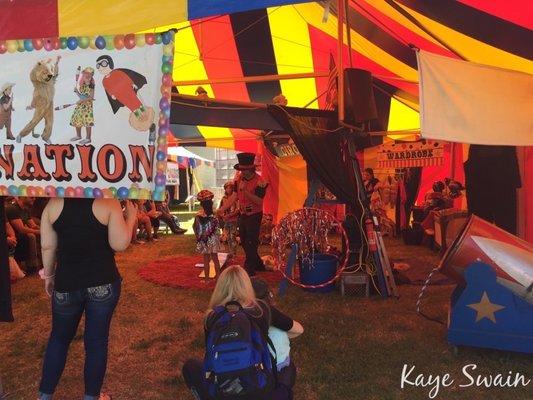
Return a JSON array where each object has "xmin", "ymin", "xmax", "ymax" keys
[{"xmin": 1, "ymin": 235, "xmax": 531, "ymax": 400}]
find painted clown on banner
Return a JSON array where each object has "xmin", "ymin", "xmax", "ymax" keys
[{"xmin": 0, "ymin": 32, "xmax": 174, "ymax": 200}]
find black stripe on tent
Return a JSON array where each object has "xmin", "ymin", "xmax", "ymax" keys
[
  {"xmin": 170, "ymin": 86, "xmax": 206, "ymax": 146},
  {"xmin": 329, "ymin": 3, "xmax": 418, "ymax": 69},
  {"xmin": 373, "ymin": 78, "xmax": 419, "ymax": 110},
  {"xmin": 230, "ymin": 9, "xmax": 282, "ymax": 103},
  {"xmin": 394, "ymin": 0, "xmax": 533, "ymax": 60}
]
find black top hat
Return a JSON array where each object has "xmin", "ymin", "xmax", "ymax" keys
[{"xmin": 234, "ymin": 152, "xmax": 257, "ymax": 170}]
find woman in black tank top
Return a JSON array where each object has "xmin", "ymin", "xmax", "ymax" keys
[{"xmin": 38, "ymin": 198, "xmax": 136, "ymax": 400}]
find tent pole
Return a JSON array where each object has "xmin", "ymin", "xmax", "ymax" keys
[
  {"xmin": 450, "ymin": 142, "xmax": 456, "ymax": 180},
  {"xmin": 174, "ymin": 72, "xmax": 329, "ymax": 86},
  {"xmin": 175, "ymin": 73, "xmax": 417, "ymax": 87},
  {"xmin": 344, "ymin": 0, "xmax": 353, "ymax": 68},
  {"xmin": 337, "ymin": 0, "xmax": 345, "ymax": 122},
  {"xmin": 186, "ymin": 166, "xmax": 192, "ymax": 212}
]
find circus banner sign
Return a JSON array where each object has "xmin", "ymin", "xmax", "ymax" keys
[
  {"xmin": 274, "ymin": 143, "xmax": 300, "ymax": 158},
  {"xmin": 377, "ymin": 140, "xmax": 445, "ymax": 168},
  {"xmin": 0, "ymin": 32, "xmax": 174, "ymax": 200},
  {"xmin": 166, "ymin": 162, "xmax": 180, "ymax": 186}
]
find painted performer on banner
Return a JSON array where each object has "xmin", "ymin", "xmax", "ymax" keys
[
  {"xmin": 17, "ymin": 56, "xmax": 61, "ymax": 144},
  {"xmin": 218, "ymin": 153, "xmax": 268, "ymax": 276},
  {"xmin": 96, "ymin": 55, "xmax": 156, "ymax": 143},
  {"xmin": 0, "ymin": 82, "xmax": 15, "ymax": 140},
  {"xmin": 69, "ymin": 67, "xmax": 95, "ymax": 145}
]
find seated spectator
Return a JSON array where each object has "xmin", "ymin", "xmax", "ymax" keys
[
  {"xmin": 31, "ymin": 197, "xmax": 49, "ymax": 225},
  {"xmin": 252, "ymin": 278, "xmax": 303, "ymax": 400},
  {"xmin": 182, "ymin": 266, "xmax": 303, "ymax": 400},
  {"xmin": 5, "ymin": 219, "xmax": 17, "ymax": 252},
  {"xmin": 147, "ymin": 197, "xmax": 187, "ymax": 237},
  {"xmin": 363, "ymin": 168, "xmax": 380, "ymax": 200},
  {"xmin": 5, "ymin": 197, "xmax": 40, "ymax": 273},
  {"xmin": 6, "ymin": 218, "xmax": 25, "ymax": 281},
  {"xmin": 420, "ymin": 181, "xmax": 452, "ymax": 233},
  {"xmin": 144, "ymin": 200, "xmax": 162, "ymax": 239},
  {"xmin": 132, "ymin": 200, "xmax": 154, "ymax": 243},
  {"xmin": 423, "ymin": 181, "xmax": 448, "ymax": 212}
]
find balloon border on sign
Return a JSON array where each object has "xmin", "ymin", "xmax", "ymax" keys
[{"xmin": 0, "ymin": 31, "xmax": 174, "ymax": 201}]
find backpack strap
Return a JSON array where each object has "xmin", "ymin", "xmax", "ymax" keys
[
  {"xmin": 204, "ymin": 306, "xmax": 229, "ymax": 346},
  {"xmin": 265, "ymin": 333, "xmax": 278, "ymax": 384},
  {"xmin": 241, "ymin": 308, "xmax": 279, "ymax": 386}
]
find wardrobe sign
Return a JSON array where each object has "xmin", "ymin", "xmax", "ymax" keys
[
  {"xmin": 377, "ymin": 140, "xmax": 445, "ymax": 168},
  {"xmin": 274, "ymin": 143, "xmax": 300, "ymax": 158}
]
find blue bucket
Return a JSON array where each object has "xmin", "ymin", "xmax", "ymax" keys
[{"xmin": 299, "ymin": 253, "xmax": 338, "ymax": 293}]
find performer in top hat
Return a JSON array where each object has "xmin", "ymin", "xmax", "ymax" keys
[{"xmin": 217, "ymin": 152, "xmax": 268, "ymax": 276}]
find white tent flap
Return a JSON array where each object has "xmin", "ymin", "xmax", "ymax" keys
[{"xmin": 417, "ymin": 51, "xmax": 533, "ymax": 146}]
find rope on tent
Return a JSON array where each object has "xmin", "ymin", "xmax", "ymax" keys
[
  {"xmin": 383, "ymin": 0, "xmax": 468, "ymax": 61},
  {"xmin": 174, "ymin": 6, "xmax": 283, "ymax": 71}
]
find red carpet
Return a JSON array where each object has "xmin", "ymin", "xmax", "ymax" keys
[{"xmin": 138, "ymin": 255, "xmax": 283, "ymax": 291}]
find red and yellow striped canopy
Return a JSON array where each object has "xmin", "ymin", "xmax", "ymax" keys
[
  {"xmin": 1, "ymin": 1, "xmax": 530, "ymax": 149},
  {"xmin": 167, "ymin": 0, "xmax": 532, "ymax": 149}
]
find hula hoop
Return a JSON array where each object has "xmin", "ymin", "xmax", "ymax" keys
[{"xmin": 272, "ymin": 207, "xmax": 350, "ymax": 289}]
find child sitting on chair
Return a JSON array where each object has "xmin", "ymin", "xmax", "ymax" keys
[{"xmin": 193, "ymin": 190, "xmax": 221, "ymax": 283}]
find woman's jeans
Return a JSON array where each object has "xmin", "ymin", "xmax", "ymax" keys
[{"xmin": 39, "ymin": 280, "xmax": 121, "ymax": 399}]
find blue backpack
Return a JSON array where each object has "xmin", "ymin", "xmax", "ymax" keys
[{"xmin": 203, "ymin": 301, "xmax": 276, "ymax": 399}]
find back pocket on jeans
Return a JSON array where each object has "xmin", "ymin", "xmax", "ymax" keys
[
  {"xmin": 87, "ymin": 283, "xmax": 113, "ymax": 302},
  {"xmin": 53, "ymin": 291, "xmax": 69, "ymax": 305}
]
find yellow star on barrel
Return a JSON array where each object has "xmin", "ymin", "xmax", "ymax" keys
[{"xmin": 467, "ymin": 291, "xmax": 506, "ymax": 323}]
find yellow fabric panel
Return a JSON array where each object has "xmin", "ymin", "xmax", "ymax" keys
[
  {"xmin": 172, "ymin": 22, "xmax": 235, "ymax": 149},
  {"xmin": 294, "ymin": 3, "xmax": 418, "ymax": 81},
  {"xmin": 268, "ymin": 7, "xmax": 319, "ymax": 108},
  {"xmin": 387, "ymin": 98, "xmax": 420, "ymax": 131},
  {"xmin": 276, "ymin": 155, "xmax": 308, "ymax": 222},
  {"xmin": 58, "ymin": 0, "xmax": 188, "ymax": 36},
  {"xmin": 395, "ymin": 96, "xmax": 419, "ymax": 112},
  {"xmin": 398, "ymin": 3, "xmax": 533, "ymax": 75}
]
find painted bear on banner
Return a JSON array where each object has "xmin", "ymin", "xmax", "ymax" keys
[{"xmin": 17, "ymin": 56, "xmax": 61, "ymax": 145}]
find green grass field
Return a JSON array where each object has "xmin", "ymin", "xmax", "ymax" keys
[{"xmin": 1, "ymin": 235, "xmax": 531, "ymax": 400}]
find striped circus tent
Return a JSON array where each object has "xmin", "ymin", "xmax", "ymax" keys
[
  {"xmin": 1, "ymin": 1, "xmax": 529, "ymax": 149},
  {"xmin": 0, "ymin": 1, "xmax": 531, "ymax": 237},
  {"xmin": 166, "ymin": 0, "xmax": 531, "ymax": 149},
  {"xmin": 163, "ymin": 1, "xmax": 531, "ymax": 234}
]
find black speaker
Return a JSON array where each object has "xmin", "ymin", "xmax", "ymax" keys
[{"xmin": 344, "ymin": 68, "xmax": 377, "ymax": 124}]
